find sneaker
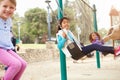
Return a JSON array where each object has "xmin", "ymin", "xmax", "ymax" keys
[
  {"xmin": 114, "ymin": 46, "xmax": 120, "ymax": 57},
  {"xmin": 102, "ymin": 52, "xmax": 109, "ymax": 56},
  {"xmin": 86, "ymin": 53, "xmax": 94, "ymax": 58}
]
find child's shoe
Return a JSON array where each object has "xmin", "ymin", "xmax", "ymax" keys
[
  {"xmin": 102, "ymin": 52, "xmax": 109, "ymax": 56},
  {"xmin": 114, "ymin": 46, "xmax": 120, "ymax": 57}
]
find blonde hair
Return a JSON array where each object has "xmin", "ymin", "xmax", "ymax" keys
[{"xmin": 0, "ymin": 0, "xmax": 16, "ymax": 6}]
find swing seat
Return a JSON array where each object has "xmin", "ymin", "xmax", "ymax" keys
[{"xmin": 67, "ymin": 41, "xmax": 86, "ymax": 60}]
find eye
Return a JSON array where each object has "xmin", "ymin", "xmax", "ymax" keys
[
  {"xmin": 10, "ymin": 7, "xmax": 15, "ymax": 10},
  {"xmin": 3, "ymin": 5, "xmax": 7, "ymax": 8}
]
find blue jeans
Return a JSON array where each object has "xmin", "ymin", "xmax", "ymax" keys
[{"xmin": 82, "ymin": 44, "xmax": 114, "ymax": 54}]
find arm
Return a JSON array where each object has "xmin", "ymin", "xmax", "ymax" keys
[
  {"xmin": 103, "ymin": 24, "xmax": 120, "ymax": 42},
  {"xmin": 57, "ymin": 35, "xmax": 67, "ymax": 49}
]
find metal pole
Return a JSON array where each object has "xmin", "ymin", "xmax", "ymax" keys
[
  {"xmin": 57, "ymin": 0, "xmax": 63, "ymax": 19},
  {"xmin": 93, "ymin": 4, "xmax": 101, "ymax": 68},
  {"xmin": 80, "ymin": 0, "xmax": 101, "ymax": 68},
  {"xmin": 47, "ymin": 6, "xmax": 51, "ymax": 41},
  {"xmin": 17, "ymin": 22, "xmax": 21, "ymax": 43},
  {"xmin": 57, "ymin": 0, "xmax": 67, "ymax": 80}
]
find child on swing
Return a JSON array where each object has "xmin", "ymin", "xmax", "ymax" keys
[
  {"xmin": 89, "ymin": 32, "xmax": 106, "ymax": 56},
  {"xmin": 89, "ymin": 32, "xmax": 104, "ymax": 45},
  {"xmin": 56, "ymin": 17, "xmax": 120, "ymax": 60}
]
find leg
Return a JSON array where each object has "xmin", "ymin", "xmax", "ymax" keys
[
  {"xmin": 8, "ymin": 50, "xmax": 27, "ymax": 80},
  {"xmin": 82, "ymin": 44, "xmax": 114, "ymax": 54},
  {"xmin": 0, "ymin": 49, "xmax": 22, "ymax": 80},
  {"xmin": 4, "ymin": 49, "xmax": 16, "ymax": 71}
]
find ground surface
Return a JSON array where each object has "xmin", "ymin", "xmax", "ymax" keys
[{"xmin": 1, "ymin": 55, "xmax": 120, "ymax": 80}]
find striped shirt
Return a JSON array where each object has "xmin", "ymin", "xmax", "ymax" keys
[{"xmin": 0, "ymin": 18, "xmax": 14, "ymax": 50}]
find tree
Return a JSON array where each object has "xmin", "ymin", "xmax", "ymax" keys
[
  {"xmin": 24, "ymin": 7, "xmax": 47, "ymax": 43},
  {"xmin": 12, "ymin": 13, "xmax": 23, "ymax": 41}
]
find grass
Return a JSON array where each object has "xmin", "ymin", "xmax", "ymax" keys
[{"xmin": 18, "ymin": 44, "xmax": 46, "ymax": 49}]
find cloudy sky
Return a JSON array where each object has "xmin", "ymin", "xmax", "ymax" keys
[{"xmin": 15, "ymin": 0, "xmax": 120, "ymax": 29}]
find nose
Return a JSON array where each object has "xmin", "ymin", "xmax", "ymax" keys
[{"xmin": 6, "ymin": 7, "xmax": 10, "ymax": 11}]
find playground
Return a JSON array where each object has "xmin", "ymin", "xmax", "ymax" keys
[
  {"xmin": 0, "ymin": 54, "xmax": 119, "ymax": 80},
  {"xmin": 16, "ymin": 0, "xmax": 120, "ymax": 80},
  {"xmin": 15, "ymin": 55, "xmax": 120, "ymax": 80},
  {"xmin": 0, "ymin": 0, "xmax": 120, "ymax": 80},
  {"xmin": 0, "ymin": 42, "xmax": 120, "ymax": 80}
]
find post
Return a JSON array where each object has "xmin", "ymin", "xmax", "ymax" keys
[
  {"xmin": 110, "ymin": 14, "xmax": 115, "ymax": 48},
  {"xmin": 57, "ymin": 0, "xmax": 67, "ymax": 80},
  {"xmin": 45, "ymin": 0, "xmax": 51, "ymax": 41},
  {"xmin": 93, "ymin": 4, "xmax": 101, "ymax": 68},
  {"xmin": 47, "ymin": 6, "xmax": 51, "ymax": 41},
  {"xmin": 17, "ymin": 22, "xmax": 21, "ymax": 43}
]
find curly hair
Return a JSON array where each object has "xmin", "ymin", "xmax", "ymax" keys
[{"xmin": 89, "ymin": 32, "xmax": 101, "ymax": 43}]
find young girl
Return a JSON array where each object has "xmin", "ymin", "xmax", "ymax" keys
[
  {"xmin": 89, "ymin": 32, "xmax": 109, "ymax": 56},
  {"xmin": 56, "ymin": 17, "xmax": 120, "ymax": 60},
  {"xmin": 0, "ymin": 0, "xmax": 27, "ymax": 80},
  {"xmin": 89, "ymin": 32, "xmax": 104, "ymax": 45}
]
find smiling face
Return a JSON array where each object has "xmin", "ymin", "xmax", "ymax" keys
[
  {"xmin": 91, "ymin": 33, "xmax": 98, "ymax": 40},
  {"xmin": 89, "ymin": 32, "xmax": 101, "ymax": 43},
  {"xmin": 61, "ymin": 19, "xmax": 70, "ymax": 30},
  {"xmin": 0, "ymin": 0, "xmax": 16, "ymax": 20}
]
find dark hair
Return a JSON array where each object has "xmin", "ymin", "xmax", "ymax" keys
[
  {"xmin": 59, "ymin": 17, "xmax": 69, "ymax": 26},
  {"xmin": 56, "ymin": 17, "xmax": 69, "ymax": 33},
  {"xmin": 89, "ymin": 32, "xmax": 101, "ymax": 43}
]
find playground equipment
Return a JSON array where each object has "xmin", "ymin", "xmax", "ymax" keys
[
  {"xmin": 57, "ymin": 1, "xmax": 67, "ymax": 80},
  {"xmin": 74, "ymin": 0, "xmax": 101, "ymax": 68},
  {"xmin": 45, "ymin": 0, "xmax": 52, "ymax": 41},
  {"xmin": 46, "ymin": 0, "xmax": 101, "ymax": 80},
  {"xmin": 56, "ymin": 0, "xmax": 100, "ymax": 80}
]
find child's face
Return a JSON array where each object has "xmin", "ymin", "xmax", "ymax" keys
[
  {"xmin": 0, "ymin": 0, "xmax": 16, "ymax": 20},
  {"xmin": 91, "ymin": 33, "xmax": 98, "ymax": 40},
  {"xmin": 61, "ymin": 19, "xmax": 70, "ymax": 30}
]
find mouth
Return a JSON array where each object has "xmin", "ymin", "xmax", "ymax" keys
[
  {"xmin": 4, "ymin": 12, "xmax": 11, "ymax": 16},
  {"xmin": 3, "ymin": 12, "xmax": 12, "ymax": 17},
  {"xmin": 1, "ymin": 12, "xmax": 11, "ymax": 20}
]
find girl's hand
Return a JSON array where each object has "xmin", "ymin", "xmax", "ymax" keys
[{"xmin": 62, "ymin": 32, "xmax": 67, "ymax": 38}]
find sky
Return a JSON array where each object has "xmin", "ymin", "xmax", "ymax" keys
[
  {"xmin": 89, "ymin": 0, "xmax": 120, "ymax": 29},
  {"xmin": 15, "ymin": 0, "xmax": 120, "ymax": 30},
  {"xmin": 15, "ymin": 0, "xmax": 58, "ymax": 16}
]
